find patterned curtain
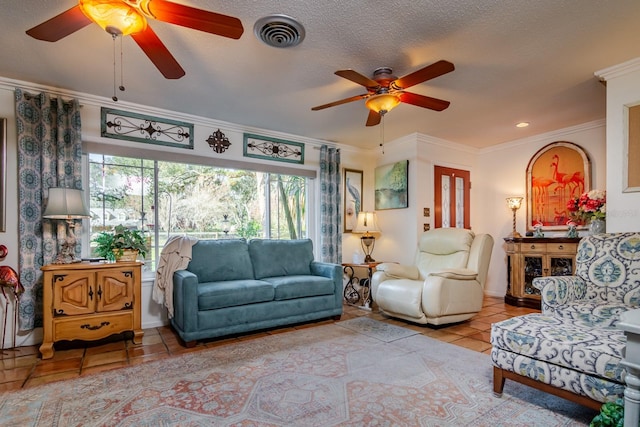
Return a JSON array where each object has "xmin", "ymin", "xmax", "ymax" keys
[
  {"xmin": 319, "ymin": 145, "xmax": 342, "ymax": 263},
  {"xmin": 15, "ymin": 88, "xmax": 82, "ymax": 331}
]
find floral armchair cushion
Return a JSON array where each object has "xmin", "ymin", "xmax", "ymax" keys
[{"xmin": 534, "ymin": 232, "xmax": 640, "ymax": 326}]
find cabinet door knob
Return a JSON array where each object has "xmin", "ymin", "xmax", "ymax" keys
[
  {"xmin": 88, "ymin": 287, "xmax": 93, "ymax": 300},
  {"xmin": 530, "ymin": 245, "xmax": 536, "ymax": 249},
  {"xmin": 558, "ymin": 245, "xmax": 564, "ymax": 250}
]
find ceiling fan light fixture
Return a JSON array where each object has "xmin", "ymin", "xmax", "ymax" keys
[
  {"xmin": 365, "ymin": 93, "xmax": 401, "ymax": 114},
  {"xmin": 79, "ymin": 0, "xmax": 147, "ymax": 36}
]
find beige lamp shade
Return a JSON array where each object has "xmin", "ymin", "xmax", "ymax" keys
[
  {"xmin": 43, "ymin": 187, "xmax": 91, "ymax": 219},
  {"xmin": 353, "ymin": 212, "xmax": 380, "ymax": 235}
]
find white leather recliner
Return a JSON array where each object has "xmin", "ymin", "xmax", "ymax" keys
[{"xmin": 371, "ymin": 228, "xmax": 494, "ymax": 326}]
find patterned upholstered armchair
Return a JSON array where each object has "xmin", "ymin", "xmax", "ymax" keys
[
  {"xmin": 534, "ymin": 232, "xmax": 640, "ymax": 326},
  {"xmin": 491, "ymin": 232, "xmax": 640, "ymax": 409}
]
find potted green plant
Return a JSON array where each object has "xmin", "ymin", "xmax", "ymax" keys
[
  {"xmin": 590, "ymin": 398, "xmax": 625, "ymax": 426},
  {"xmin": 92, "ymin": 224, "xmax": 148, "ymax": 262}
]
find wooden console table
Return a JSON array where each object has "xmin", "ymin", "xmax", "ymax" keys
[
  {"xmin": 503, "ymin": 237, "xmax": 581, "ymax": 309},
  {"xmin": 39, "ymin": 261, "xmax": 143, "ymax": 359}
]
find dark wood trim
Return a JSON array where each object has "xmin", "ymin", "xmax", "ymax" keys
[
  {"xmin": 434, "ymin": 165, "xmax": 470, "ymax": 229},
  {"xmin": 493, "ymin": 367, "xmax": 603, "ymax": 411},
  {"xmin": 504, "ymin": 294, "xmax": 541, "ymax": 309},
  {"xmin": 503, "ymin": 237, "xmax": 583, "ymax": 244}
]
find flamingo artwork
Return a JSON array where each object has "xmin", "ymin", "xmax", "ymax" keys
[
  {"xmin": 529, "ymin": 143, "xmax": 589, "ymax": 228},
  {"xmin": 0, "ymin": 266, "xmax": 24, "ymax": 351},
  {"xmin": 551, "ymin": 154, "xmax": 584, "ymax": 198},
  {"xmin": 531, "ymin": 176, "xmax": 555, "ymax": 223}
]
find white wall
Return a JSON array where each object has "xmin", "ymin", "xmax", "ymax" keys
[
  {"xmin": 361, "ymin": 133, "xmax": 479, "ymax": 266},
  {"xmin": 344, "ymin": 122, "xmax": 606, "ymax": 299},
  {"xmin": 0, "ymin": 77, "xmax": 349, "ymax": 347},
  {"xmin": 0, "ymin": 71, "xmax": 615, "ymax": 347},
  {"xmin": 597, "ymin": 59, "xmax": 640, "ymax": 232},
  {"xmin": 475, "ymin": 121, "xmax": 606, "ymax": 297}
]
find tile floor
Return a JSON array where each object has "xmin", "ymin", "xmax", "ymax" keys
[{"xmin": 0, "ymin": 296, "xmax": 538, "ymax": 392}]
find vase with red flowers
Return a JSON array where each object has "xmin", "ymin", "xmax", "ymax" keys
[{"xmin": 566, "ymin": 190, "xmax": 606, "ymax": 234}]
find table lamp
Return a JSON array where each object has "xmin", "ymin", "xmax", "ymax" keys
[
  {"xmin": 353, "ymin": 211, "xmax": 381, "ymax": 263},
  {"xmin": 43, "ymin": 187, "xmax": 91, "ymax": 264},
  {"xmin": 506, "ymin": 196, "xmax": 523, "ymax": 238}
]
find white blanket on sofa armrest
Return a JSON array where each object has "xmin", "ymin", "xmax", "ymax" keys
[{"xmin": 153, "ymin": 235, "xmax": 199, "ymax": 318}]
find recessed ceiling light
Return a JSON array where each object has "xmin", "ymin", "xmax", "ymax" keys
[{"xmin": 516, "ymin": 122, "xmax": 530, "ymax": 128}]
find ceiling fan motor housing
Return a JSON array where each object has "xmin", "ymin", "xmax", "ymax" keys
[{"xmin": 372, "ymin": 67, "xmax": 397, "ymax": 88}]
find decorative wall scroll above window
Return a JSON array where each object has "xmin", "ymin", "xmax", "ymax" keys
[
  {"xmin": 243, "ymin": 133, "xmax": 305, "ymax": 164},
  {"xmin": 101, "ymin": 108, "xmax": 194, "ymax": 149},
  {"xmin": 207, "ymin": 129, "xmax": 231, "ymax": 153}
]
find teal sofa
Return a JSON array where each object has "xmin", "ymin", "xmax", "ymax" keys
[{"xmin": 171, "ymin": 238, "xmax": 343, "ymax": 346}]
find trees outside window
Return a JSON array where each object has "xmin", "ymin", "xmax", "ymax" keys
[{"xmin": 88, "ymin": 154, "xmax": 307, "ymax": 270}]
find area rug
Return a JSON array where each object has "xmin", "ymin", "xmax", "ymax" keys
[
  {"xmin": 337, "ymin": 317, "xmax": 420, "ymax": 342},
  {"xmin": 0, "ymin": 319, "xmax": 596, "ymax": 426}
]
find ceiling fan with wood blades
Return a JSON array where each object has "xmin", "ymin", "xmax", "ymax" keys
[
  {"xmin": 26, "ymin": 0, "xmax": 244, "ymax": 79},
  {"xmin": 311, "ymin": 60, "xmax": 454, "ymax": 126}
]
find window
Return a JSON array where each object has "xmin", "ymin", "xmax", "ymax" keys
[{"xmin": 88, "ymin": 154, "xmax": 308, "ymax": 271}]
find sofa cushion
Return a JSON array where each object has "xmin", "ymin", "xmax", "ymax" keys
[
  {"xmin": 249, "ymin": 239, "xmax": 314, "ymax": 279},
  {"xmin": 198, "ymin": 279, "xmax": 274, "ymax": 310},
  {"xmin": 188, "ymin": 239, "xmax": 254, "ymax": 282},
  {"xmin": 491, "ymin": 313, "xmax": 625, "ymax": 383},
  {"xmin": 263, "ymin": 275, "xmax": 335, "ymax": 300}
]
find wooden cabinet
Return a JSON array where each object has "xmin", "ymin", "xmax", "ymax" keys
[
  {"xmin": 504, "ymin": 237, "xmax": 581, "ymax": 309},
  {"xmin": 40, "ymin": 261, "xmax": 144, "ymax": 359}
]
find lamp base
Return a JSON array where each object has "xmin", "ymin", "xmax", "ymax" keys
[
  {"xmin": 54, "ymin": 225, "xmax": 81, "ymax": 264},
  {"xmin": 360, "ymin": 235, "xmax": 376, "ymax": 265},
  {"xmin": 508, "ymin": 231, "xmax": 522, "ymax": 238}
]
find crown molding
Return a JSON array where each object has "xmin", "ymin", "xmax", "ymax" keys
[
  {"xmin": 595, "ymin": 57, "xmax": 640, "ymax": 82},
  {"xmin": 479, "ymin": 119, "xmax": 605, "ymax": 154},
  {"xmin": 0, "ymin": 75, "xmax": 344, "ymax": 151}
]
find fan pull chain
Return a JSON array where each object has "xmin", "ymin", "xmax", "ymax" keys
[
  {"xmin": 112, "ymin": 34, "xmax": 118, "ymax": 102},
  {"xmin": 119, "ymin": 35, "xmax": 125, "ymax": 93},
  {"xmin": 380, "ymin": 114, "xmax": 386, "ymax": 155},
  {"xmin": 111, "ymin": 34, "xmax": 126, "ymax": 102}
]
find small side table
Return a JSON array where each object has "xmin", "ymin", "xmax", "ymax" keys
[{"xmin": 342, "ymin": 262, "xmax": 382, "ymax": 310}]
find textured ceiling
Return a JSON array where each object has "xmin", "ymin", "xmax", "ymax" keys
[{"xmin": 2, "ymin": 0, "xmax": 640, "ymax": 149}]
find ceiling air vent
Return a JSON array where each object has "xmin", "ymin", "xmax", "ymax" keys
[{"xmin": 254, "ymin": 14, "xmax": 305, "ymax": 48}]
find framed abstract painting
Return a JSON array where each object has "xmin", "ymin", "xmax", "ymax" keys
[{"xmin": 375, "ymin": 160, "xmax": 409, "ymax": 210}]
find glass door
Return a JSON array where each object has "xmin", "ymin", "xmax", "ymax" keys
[{"xmin": 434, "ymin": 166, "xmax": 470, "ymax": 228}]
